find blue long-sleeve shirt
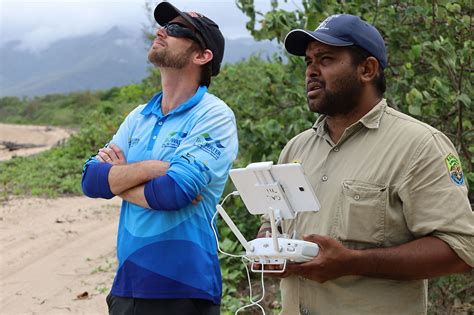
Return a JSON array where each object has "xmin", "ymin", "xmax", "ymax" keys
[{"xmin": 81, "ymin": 86, "xmax": 238, "ymax": 304}]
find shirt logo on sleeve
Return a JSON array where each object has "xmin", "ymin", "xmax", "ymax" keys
[
  {"xmin": 162, "ymin": 132, "xmax": 188, "ymax": 149},
  {"xmin": 445, "ymin": 153, "xmax": 465, "ymax": 186},
  {"xmin": 194, "ymin": 133, "xmax": 225, "ymax": 160}
]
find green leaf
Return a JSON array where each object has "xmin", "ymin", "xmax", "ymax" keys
[
  {"xmin": 457, "ymin": 94, "xmax": 471, "ymax": 107},
  {"xmin": 408, "ymin": 104, "xmax": 422, "ymax": 116},
  {"xmin": 410, "ymin": 44, "xmax": 422, "ymax": 60}
]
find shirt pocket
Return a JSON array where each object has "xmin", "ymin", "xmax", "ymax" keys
[{"xmin": 334, "ymin": 180, "xmax": 387, "ymax": 247}]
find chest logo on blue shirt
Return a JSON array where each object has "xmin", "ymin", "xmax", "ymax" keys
[
  {"xmin": 162, "ymin": 132, "xmax": 188, "ymax": 149},
  {"xmin": 128, "ymin": 138, "xmax": 140, "ymax": 148},
  {"xmin": 194, "ymin": 133, "xmax": 225, "ymax": 160}
]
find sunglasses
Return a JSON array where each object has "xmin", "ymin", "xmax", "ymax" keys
[{"xmin": 162, "ymin": 22, "xmax": 206, "ymax": 48}]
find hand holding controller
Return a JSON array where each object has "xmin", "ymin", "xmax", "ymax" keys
[{"xmin": 246, "ymin": 237, "xmax": 319, "ymax": 272}]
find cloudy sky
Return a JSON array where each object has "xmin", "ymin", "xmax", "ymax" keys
[{"xmin": 1, "ymin": 0, "xmax": 300, "ymax": 52}]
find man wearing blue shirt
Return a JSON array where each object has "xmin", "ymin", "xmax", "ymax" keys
[{"xmin": 81, "ymin": 2, "xmax": 238, "ymax": 314}]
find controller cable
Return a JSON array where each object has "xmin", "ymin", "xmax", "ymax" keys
[{"xmin": 211, "ymin": 191, "xmax": 266, "ymax": 315}]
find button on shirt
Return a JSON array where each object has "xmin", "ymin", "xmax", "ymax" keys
[{"xmin": 265, "ymin": 99, "xmax": 474, "ymax": 315}]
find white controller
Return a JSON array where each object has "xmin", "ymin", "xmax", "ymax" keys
[{"xmin": 246, "ymin": 238, "xmax": 319, "ymax": 272}]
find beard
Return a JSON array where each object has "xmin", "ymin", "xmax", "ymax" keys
[
  {"xmin": 306, "ymin": 71, "xmax": 363, "ymax": 116},
  {"xmin": 148, "ymin": 45, "xmax": 194, "ymax": 69}
]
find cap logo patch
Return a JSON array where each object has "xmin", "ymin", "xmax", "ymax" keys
[
  {"xmin": 187, "ymin": 11, "xmax": 203, "ymax": 18},
  {"xmin": 445, "ymin": 153, "xmax": 465, "ymax": 186},
  {"xmin": 316, "ymin": 14, "xmax": 340, "ymax": 31}
]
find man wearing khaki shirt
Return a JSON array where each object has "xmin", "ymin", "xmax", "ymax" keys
[{"xmin": 259, "ymin": 14, "xmax": 473, "ymax": 314}]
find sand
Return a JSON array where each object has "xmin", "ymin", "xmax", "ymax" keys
[
  {"xmin": 0, "ymin": 123, "xmax": 72, "ymax": 161},
  {"xmin": 0, "ymin": 197, "xmax": 121, "ymax": 315},
  {"xmin": 0, "ymin": 123, "xmax": 121, "ymax": 314}
]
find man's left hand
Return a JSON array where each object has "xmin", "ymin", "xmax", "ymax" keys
[
  {"xmin": 283, "ymin": 234, "xmax": 354, "ymax": 283},
  {"xmin": 96, "ymin": 144, "xmax": 127, "ymax": 165}
]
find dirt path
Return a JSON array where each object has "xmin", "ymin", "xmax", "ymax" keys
[
  {"xmin": 0, "ymin": 122, "xmax": 122, "ymax": 314},
  {"xmin": 0, "ymin": 196, "xmax": 121, "ymax": 314},
  {"xmin": 0, "ymin": 123, "xmax": 72, "ymax": 161}
]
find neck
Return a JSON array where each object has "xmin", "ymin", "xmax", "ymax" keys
[
  {"xmin": 160, "ymin": 67, "xmax": 201, "ymax": 116},
  {"xmin": 326, "ymin": 93, "xmax": 381, "ymax": 144}
]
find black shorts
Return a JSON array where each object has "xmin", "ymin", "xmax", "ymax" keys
[{"xmin": 106, "ymin": 293, "xmax": 220, "ymax": 315}]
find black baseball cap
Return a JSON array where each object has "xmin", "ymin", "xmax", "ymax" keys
[
  {"xmin": 154, "ymin": 1, "xmax": 225, "ymax": 76},
  {"xmin": 284, "ymin": 14, "xmax": 387, "ymax": 69}
]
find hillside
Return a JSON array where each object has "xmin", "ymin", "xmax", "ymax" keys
[{"xmin": 0, "ymin": 27, "xmax": 280, "ymax": 97}]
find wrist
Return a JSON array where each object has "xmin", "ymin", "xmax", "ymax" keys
[{"xmin": 346, "ymin": 248, "xmax": 363, "ymax": 276}]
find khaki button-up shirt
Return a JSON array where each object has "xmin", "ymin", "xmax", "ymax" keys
[{"xmin": 262, "ymin": 99, "xmax": 473, "ymax": 315}]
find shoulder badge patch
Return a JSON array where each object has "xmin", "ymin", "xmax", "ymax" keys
[{"xmin": 445, "ymin": 153, "xmax": 465, "ymax": 186}]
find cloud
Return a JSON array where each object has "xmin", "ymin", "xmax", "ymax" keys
[
  {"xmin": 0, "ymin": 0, "xmax": 299, "ymax": 52},
  {"xmin": 1, "ymin": 0, "xmax": 147, "ymax": 51}
]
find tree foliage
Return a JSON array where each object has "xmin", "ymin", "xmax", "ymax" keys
[{"xmin": 237, "ymin": 0, "xmax": 474, "ymax": 202}]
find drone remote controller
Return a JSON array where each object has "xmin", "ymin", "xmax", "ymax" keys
[
  {"xmin": 219, "ymin": 162, "xmax": 322, "ymax": 273},
  {"xmin": 246, "ymin": 237, "xmax": 319, "ymax": 272}
]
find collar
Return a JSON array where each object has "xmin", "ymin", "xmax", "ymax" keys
[
  {"xmin": 140, "ymin": 85, "xmax": 208, "ymax": 118},
  {"xmin": 313, "ymin": 99, "xmax": 387, "ymax": 136},
  {"xmin": 358, "ymin": 99, "xmax": 387, "ymax": 129}
]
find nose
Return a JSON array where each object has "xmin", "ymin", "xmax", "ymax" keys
[
  {"xmin": 156, "ymin": 26, "xmax": 167, "ymax": 38},
  {"xmin": 306, "ymin": 63, "xmax": 320, "ymax": 79}
]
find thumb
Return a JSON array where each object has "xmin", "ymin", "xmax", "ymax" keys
[{"xmin": 302, "ymin": 234, "xmax": 329, "ymax": 245}]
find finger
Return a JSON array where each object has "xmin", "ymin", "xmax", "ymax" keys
[
  {"xmin": 191, "ymin": 194, "xmax": 203, "ymax": 205},
  {"xmin": 267, "ymin": 263, "xmax": 284, "ymax": 270},
  {"xmin": 98, "ymin": 151, "xmax": 112, "ymax": 162},
  {"xmin": 302, "ymin": 234, "xmax": 327, "ymax": 245},
  {"xmin": 104, "ymin": 147, "xmax": 119, "ymax": 160},
  {"xmin": 266, "ymin": 264, "xmax": 291, "ymax": 278},
  {"xmin": 251, "ymin": 263, "xmax": 285, "ymax": 276},
  {"xmin": 96, "ymin": 155, "xmax": 105, "ymax": 162},
  {"xmin": 98, "ymin": 148, "xmax": 110, "ymax": 158},
  {"xmin": 99, "ymin": 148, "xmax": 116, "ymax": 161},
  {"xmin": 256, "ymin": 227, "xmax": 271, "ymax": 238},
  {"xmin": 109, "ymin": 144, "xmax": 125, "ymax": 160}
]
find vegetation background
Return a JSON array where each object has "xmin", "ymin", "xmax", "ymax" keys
[{"xmin": 0, "ymin": 0, "xmax": 472, "ymax": 314}]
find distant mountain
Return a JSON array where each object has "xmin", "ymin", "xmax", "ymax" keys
[
  {"xmin": 224, "ymin": 37, "xmax": 281, "ymax": 63},
  {"xmin": 0, "ymin": 27, "xmax": 280, "ymax": 97}
]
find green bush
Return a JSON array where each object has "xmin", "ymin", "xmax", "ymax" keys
[{"xmin": 0, "ymin": 107, "xmax": 126, "ymax": 197}]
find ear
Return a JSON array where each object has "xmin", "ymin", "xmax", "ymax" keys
[
  {"xmin": 193, "ymin": 48, "xmax": 213, "ymax": 66},
  {"xmin": 359, "ymin": 56, "xmax": 379, "ymax": 84}
]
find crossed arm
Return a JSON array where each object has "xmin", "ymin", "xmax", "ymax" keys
[{"xmin": 92, "ymin": 144, "xmax": 201, "ymax": 208}]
